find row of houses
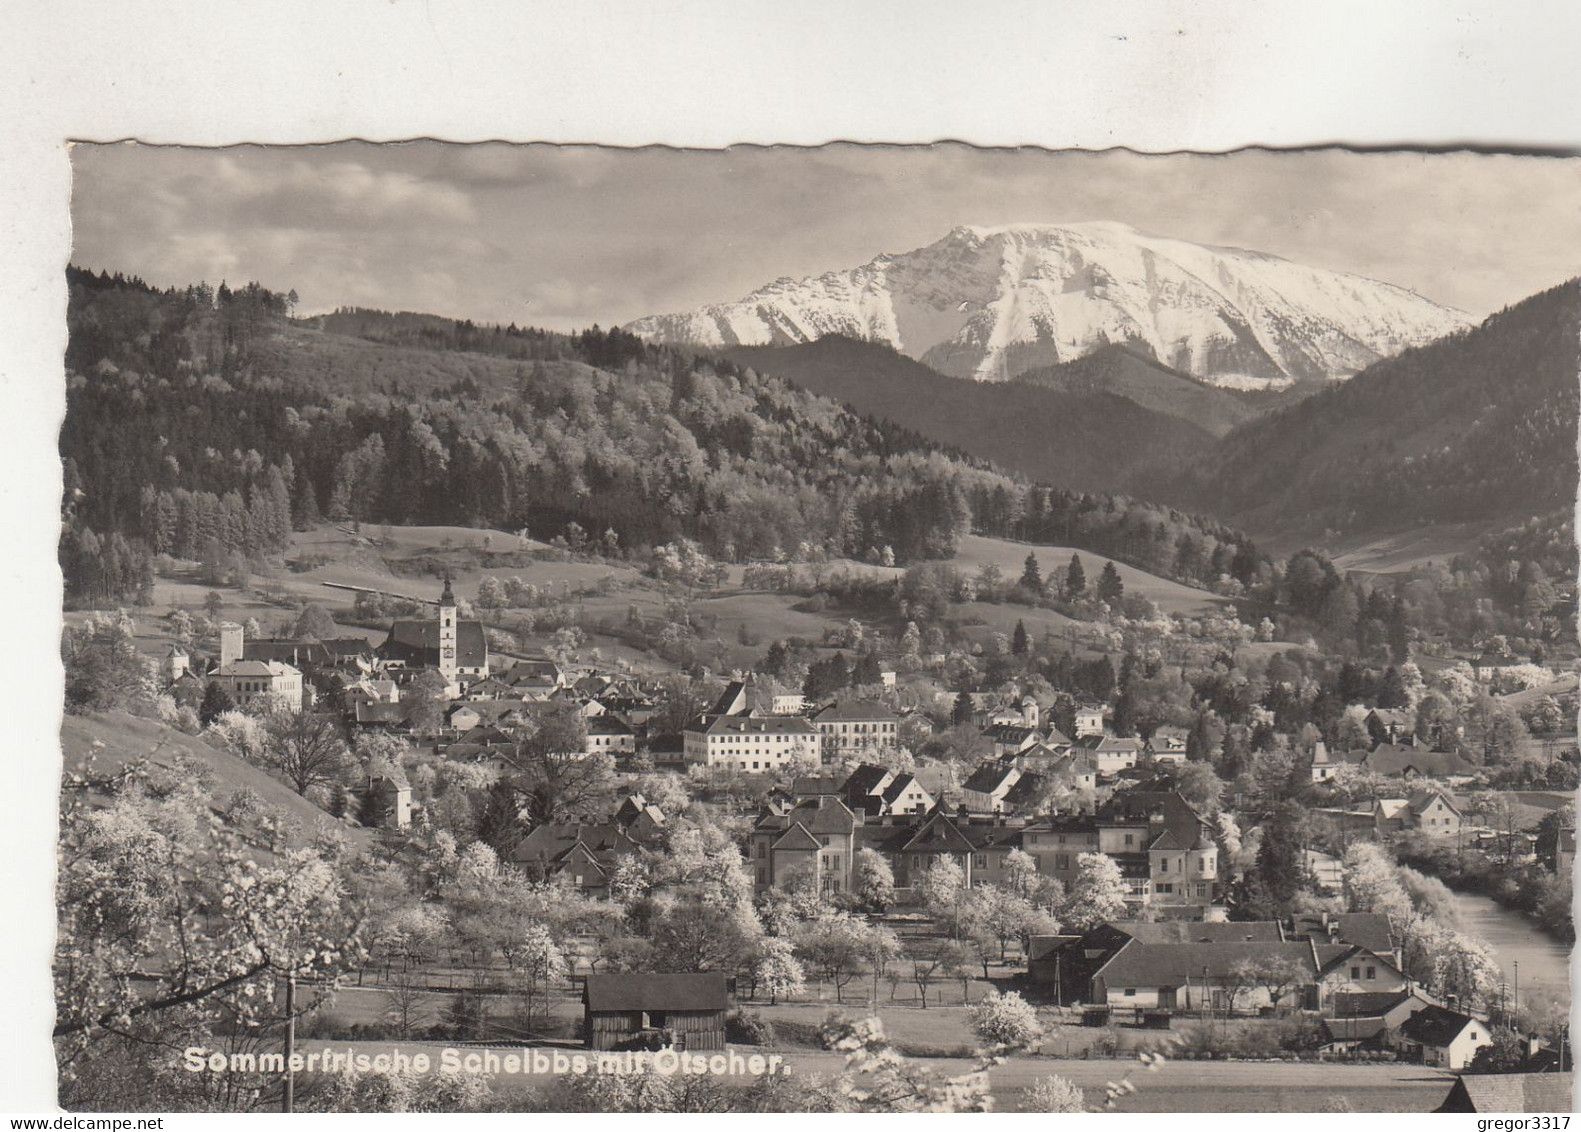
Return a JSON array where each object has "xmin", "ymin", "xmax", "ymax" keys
[{"xmin": 747, "ymin": 787, "xmax": 1221, "ymax": 912}]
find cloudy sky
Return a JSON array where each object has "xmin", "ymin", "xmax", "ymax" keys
[{"xmin": 70, "ymin": 143, "xmax": 1580, "ymax": 330}]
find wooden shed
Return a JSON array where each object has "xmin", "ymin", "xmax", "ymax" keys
[{"xmin": 582, "ymin": 972, "xmax": 730, "ymax": 1051}]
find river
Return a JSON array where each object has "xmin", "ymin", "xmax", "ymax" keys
[{"xmin": 1445, "ymin": 887, "xmax": 1573, "ymax": 1007}]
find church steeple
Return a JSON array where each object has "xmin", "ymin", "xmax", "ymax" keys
[{"xmin": 437, "ymin": 572, "xmax": 458, "ymax": 680}]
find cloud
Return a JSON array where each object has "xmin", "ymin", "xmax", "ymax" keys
[{"xmin": 68, "ymin": 143, "xmax": 1581, "ymax": 331}]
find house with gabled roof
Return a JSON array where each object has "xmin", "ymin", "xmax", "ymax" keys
[
  {"xmin": 1394, "ymin": 1005, "xmax": 1495, "ymax": 1069},
  {"xmin": 583, "ymin": 972, "xmax": 729, "ymax": 1052},
  {"xmin": 1030, "ymin": 920, "xmax": 1284, "ymax": 1004},
  {"xmin": 1000, "ymin": 772, "xmax": 1048, "ymax": 816},
  {"xmin": 1323, "ymin": 988, "xmax": 1435, "ymax": 1052},
  {"xmin": 841, "ymin": 764, "xmax": 894, "ymax": 814},
  {"xmin": 1076, "ymin": 734, "xmax": 1144, "ymax": 776},
  {"xmin": 1074, "ymin": 704, "xmax": 1106, "ymax": 737},
  {"xmin": 1341, "ymin": 744, "xmax": 1478, "ymax": 783},
  {"xmin": 1146, "ymin": 726, "xmax": 1190, "ymax": 765},
  {"xmin": 1097, "ymin": 790, "xmax": 1220, "ymax": 907},
  {"xmin": 749, "ymin": 795, "xmax": 858, "ymax": 894},
  {"xmin": 886, "ymin": 807, "xmax": 978, "ymax": 887},
  {"xmin": 1366, "ymin": 707, "xmax": 1416, "ymax": 745},
  {"xmin": 1022, "ymin": 815, "xmax": 1101, "ymax": 892},
  {"xmin": 1089, "ymin": 939, "xmax": 1322, "ymax": 1013},
  {"xmin": 1289, "ymin": 911, "xmax": 1401, "ymax": 967},
  {"xmin": 961, "ymin": 762, "xmax": 1022, "ymax": 814},
  {"xmin": 1009, "ymin": 739, "xmax": 1076, "ymax": 775},
  {"xmin": 1407, "ymin": 788, "xmax": 1463, "ymax": 837},
  {"xmin": 585, "ymin": 713, "xmax": 636, "ymax": 757},
  {"xmin": 984, "ymin": 722, "xmax": 1042, "ymax": 759},
  {"xmin": 1315, "ymin": 942, "xmax": 1410, "ymax": 1001},
  {"xmin": 879, "ymin": 772, "xmax": 933, "ymax": 815},
  {"xmin": 509, "ymin": 821, "xmax": 643, "ymax": 895}
]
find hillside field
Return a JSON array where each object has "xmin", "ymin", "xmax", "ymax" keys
[
  {"xmin": 946, "ymin": 535, "xmax": 1229, "ymax": 617},
  {"xmin": 60, "ymin": 710, "xmax": 368, "ymax": 850}
]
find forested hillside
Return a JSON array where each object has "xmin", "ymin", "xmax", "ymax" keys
[
  {"xmin": 724, "ymin": 336, "xmax": 1223, "ymax": 493},
  {"xmin": 1015, "ymin": 344, "xmax": 1264, "ymax": 437},
  {"xmin": 1140, "ymin": 280, "xmax": 1581, "ymax": 542},
  {"xmin": 59, "ymin": 268, "xmax": 1267, "ymax": 606}
]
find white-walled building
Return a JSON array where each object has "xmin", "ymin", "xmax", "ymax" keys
[{"xmin": 684, "ymin": 715, "xmax": 818, "ymax": 771}]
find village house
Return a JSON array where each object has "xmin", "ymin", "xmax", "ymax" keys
[
  {"xmin": 961, "ymin": 762, "xmax": 1023, "ymax": 814},
  {"xmin": 1339, "ymin": 744, "xmax": 1478, "ymax": 783},
  {"xmin": 1073, "ymin": 704, "xmax": 1107, "ymax": 737},
  {"xmin": 984, "ymin": 721, "xmax": 1043, "ymax": 759},
  {"xmin": 355, "ymin": 768, "xmax": 412, "ymax": 830},
  {"xmin": 1315, "ymin": 942, "xmax": 1410, "ymax": 1003},
  {"xmin": 1393, "ymin": 1005, "xmax": 1495, "ymax": 1069},
  {"xmin": 1096, "ymin": 791, "xmax": 1220, "ymax": 908},
  {"xmin": 1321, "ymin": 988, "xmax": 1435, "ymax": 1051},
  {"xmin": 1145, "ymin": 725, "xmax": 1190, "ymax": 764},
  {"xmin": 509, "ymin": 822, "xmax": 645, "ymax": 895},
  {"xmin": 1031, "ymin": 920, "xmax": 1283, "ymax": 1004},
  {"xmin": 583, "ymin": 972, "xmax": 729, "ymax": 1052},
  {"xmin": 1366, "ymin": 707, "xmax": 1416, "ymax": 745},
  {"xmin": 209, "ymin": 658, "xmax": 306, "ymax": 713},
  {"xmin": 1022, "ymin": 815, "xmax": 1101, "ymax": 893},
  {"xmin": 585, "ymin": 713, "xmax": 636, "ymax": 757},
  {"xmin": 1289, "ymin": 912, "xmax": 1402, "ymax": 967},
  {"xmin": 839, "ymin": 764, "xmax": 934, "ymax": 817},
  {"xmin": 749, "ymin": 795, "xmax": 858, "ymax": 894},
  {"xmin": 1076, "ymin": 734, "xmax": 1144, "ymax": 776},
  {"xmin": 1374, "ymin": 789, "xmax": 1463, "ymax": 837}
]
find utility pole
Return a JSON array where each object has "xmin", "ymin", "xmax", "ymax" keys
[
  {"xmin": 1514, "ymin": 961, "xmax": 1521, "ymax": 1033},
  {"xmin": 282, "ymin": 973, "xmax": 297, "ymax": 1114}
]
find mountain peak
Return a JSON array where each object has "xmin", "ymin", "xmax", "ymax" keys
[{"xmin": 626, "ymin": 225, "xmax": 1469, "ymax": 387}]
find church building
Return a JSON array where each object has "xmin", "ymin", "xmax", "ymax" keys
[{"xmin": 377, "ymin": 577, "xmax": 490, "ymax": 682}]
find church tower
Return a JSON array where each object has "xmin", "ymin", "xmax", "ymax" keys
[{"xmin": 438, "ymin": 573, "xmax": 458, "ymax": 681}]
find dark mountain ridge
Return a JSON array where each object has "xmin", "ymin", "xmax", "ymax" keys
[
  {"xmin": 1132, "ymin": 279, "xmax": 1581, "ymax": 544},
  {"xmin": 723, "ymin": 336, "xmax": 1228, "ymax": 495}
]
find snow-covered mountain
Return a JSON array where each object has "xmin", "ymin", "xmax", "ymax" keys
[{"xmin": 625, "ymin": 222, "xmax": 1470, "ymax": 389}]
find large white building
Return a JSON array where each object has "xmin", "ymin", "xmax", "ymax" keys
[
  {"xmin": 683, "ymin": 715, "xmax": 818, "ymax": 771},
  {"xmin": 209, "ymin": 659, "xmax": 304, "ymax": 713}
]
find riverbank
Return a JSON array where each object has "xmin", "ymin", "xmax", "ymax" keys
[{"xmin": 1393, "ymin": 833, "xmax": 1574, "ymax": 944}]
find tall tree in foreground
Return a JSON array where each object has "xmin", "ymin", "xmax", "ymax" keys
[{"xmin": 263, "ymin": 710, "xmax": 351, "ymax": 796}]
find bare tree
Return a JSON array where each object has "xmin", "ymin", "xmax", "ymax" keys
[
  {"xmin": 263, "ymin": 710, "xmax": 351, "ymax": 795},
  {"xmin": 502, "ymin": 703, "xmax": 614, "ymax": 824}
]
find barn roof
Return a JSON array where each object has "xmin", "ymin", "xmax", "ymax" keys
[
  {"xmin": 1438, "ymin": 1072, "xmax": 1574, "ymax": 1113},
  {"xmin": 1097, "ymin": 940, "xmax": 1318, "ymax": 987},
  {"xmin": 1116, "ymin": 920, "xmax": 1283, "ymax": 945},
  {"xmin": 584, "ymin": 972, "xmax": 729, "ymax": 1013}
]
